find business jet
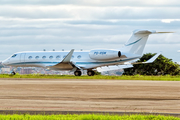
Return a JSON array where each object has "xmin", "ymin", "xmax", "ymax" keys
[{"xmin": 2, "ymin": 29, "xmax": 171, "ymax": 76}]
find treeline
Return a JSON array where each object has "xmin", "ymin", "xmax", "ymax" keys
[{"xmin": 123, "ymin": 53, "xmax": 180, "ymax": 75}]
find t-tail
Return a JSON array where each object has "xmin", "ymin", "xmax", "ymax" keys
[{"xmin": 122, "ymin": 29, "xmax": 173, "ymax": 56}]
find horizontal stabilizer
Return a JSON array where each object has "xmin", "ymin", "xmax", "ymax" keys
[
  {"xmin": 133, "ymin": 29, "xmax": 156, "ymax": 34},
  {"xmin": 155, "ymin": 32, "xmax": 174, "ymax": 34},
  {"xmin": 133, "ymin": 30, "xmax": 174, "ymax": 35}
]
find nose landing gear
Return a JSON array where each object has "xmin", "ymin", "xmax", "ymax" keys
[
  {"xmin": 11, "ymin": 67, "xmax": 17, "ymax": 75},
  {"xmin": 11, "ymin": 71, "xmax": 16, "ymax": 75}
]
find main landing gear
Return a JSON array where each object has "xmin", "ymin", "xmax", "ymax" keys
[
  {"xmin": 87, "ymin": 70, "xmax": 95, "ymax": 76},
  {"xmin": 74, "ymin": 70, "xmax": 95, "ymax": 76},
  {"xmin": 74, "ymin": 71, "xmax": 82, "ymax": 76}
]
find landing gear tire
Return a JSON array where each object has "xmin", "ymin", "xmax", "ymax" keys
[
  {"xmin": 74, "ymin": 71, "xmax": 82, "ymax": 76},
  {"xmin": 11, "ymin": 71, "xmax": 16, "ymax": 75},
  {"xmin": 87, "ymin": 71, "xmax": 95, "ymax": 76}
]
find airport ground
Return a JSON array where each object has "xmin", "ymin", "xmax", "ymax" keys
[{"xmin": 0, "ymin": 78, "xmax": 179, "ymax": 115}]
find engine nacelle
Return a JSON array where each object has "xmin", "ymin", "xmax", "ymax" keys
[{"xmin": 89, "ymin": 49, "xmax": 121, "ymax": 60}]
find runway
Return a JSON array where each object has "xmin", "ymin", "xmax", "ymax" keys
[{"xmin": 0, "ymin": 79, "xmax": 179, "ymax": 114}]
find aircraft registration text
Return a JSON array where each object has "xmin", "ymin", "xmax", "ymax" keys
[{"xmin": 94, "ymin": 52, "xmax": 107, "ymax": 55}]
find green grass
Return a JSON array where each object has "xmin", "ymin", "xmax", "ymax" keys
[
  {"xmin": 0, "ymin": 74, "xmax": 180, "ymax": 81},
  {"xmin": 0, "ymin": 114, "xmax": 179, "ymax": 120}
]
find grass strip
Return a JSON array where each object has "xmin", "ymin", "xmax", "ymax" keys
[
  {"xmin": 0, "ymin": 74, "xmax": 180, "ymax": 81},
  {"xmin": 0, "ymin": 114, "xmax": 179, "ymax": 120}
]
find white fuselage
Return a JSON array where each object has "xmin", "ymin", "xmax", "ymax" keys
[{"xmin": 2, "ymin": 50, "xmax": 138, "ymax": 70}]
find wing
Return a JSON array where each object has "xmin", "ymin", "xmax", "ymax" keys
[
  {"xmin": 96, "ymin": 64, "xmax": 133, "ymax": 72},
  {"xmin": 49, "ymin": 49, "xmax": 80, "ymax": 70}
]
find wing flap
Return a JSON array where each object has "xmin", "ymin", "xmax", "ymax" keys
[{"xmin": 96, "ymin": 65, "xmax": 133, "ymax": 72}]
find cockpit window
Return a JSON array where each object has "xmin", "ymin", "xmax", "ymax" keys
[{"xmin": 12, "ymin": 54, "xmax": 17, "ymax": 58}]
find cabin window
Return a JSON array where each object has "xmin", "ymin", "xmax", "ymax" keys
[
  {"xmin": 42, "ymin": 56, "xmax": 46, "ymax": 59},
  {"xmin": 49, "ymin": 56, "xmax": 53, "ymax": 59},
  {"xmin": 28, "ymin": 56, "xmax": 32, "ymax": 59},
  {"xmin": 56, "ymin": 55, "xmax": 60, "ymax": 59},
  {"xmin": 77, "ymin": 55, "xmax": 81, "ymax": 59},
  {"xmin": 11, "ymin": 54, "xmax": 17, "ymax": 58},
  {"xmin": 35, "ymin": 56, "xmax": 39, "ymax": 59}
]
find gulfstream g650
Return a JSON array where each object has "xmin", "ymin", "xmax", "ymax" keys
[{"xmin": 2, "ymin": 30, "xmax": 170, "ymax": 76}]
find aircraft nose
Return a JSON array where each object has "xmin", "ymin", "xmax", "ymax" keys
[{"xmin": 2, "ymin": 60, "xmax": 8, "ymax": 66}]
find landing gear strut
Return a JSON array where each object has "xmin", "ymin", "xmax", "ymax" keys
[
  {"xmin": 74, "ymin": 71, "xmax": 82, "ymax": 76},
  {"xmin": 87, "ymin": 70, "xmax": 95, "ymax": 76},
  {"xmin": 11, "ymin": 67, "xmax": 17, "ymax": 75}
]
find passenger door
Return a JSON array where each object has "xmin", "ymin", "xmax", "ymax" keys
[{"xmin": 20, "ymin": 53, "xmax": 26, "ymax": 63}]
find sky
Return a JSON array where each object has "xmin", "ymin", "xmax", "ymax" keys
[{"xmin": 1, "ymin": 0, "xmax": 180, "ymax": 62}]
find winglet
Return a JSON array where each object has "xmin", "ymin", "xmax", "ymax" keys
[
  {"xmin": 62, "ymin": 49, "xmax": 74, "ymax": 63},
  {"xmin": 132, "ymin": 52, "xmax": 161, "ymax": 64},
  {"xmin": 142, "ymin": 52, "xmax": 161, "ymax": 64}
]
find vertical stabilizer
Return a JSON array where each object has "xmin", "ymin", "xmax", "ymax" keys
[{"xmin": 122, "ymin": 30, "xmax": 156, "ymax": 55}]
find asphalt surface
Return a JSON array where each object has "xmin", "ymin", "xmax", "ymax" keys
[{"xmin": 0, "ymin": 79, "xmax": 179, "ymax": 115}]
